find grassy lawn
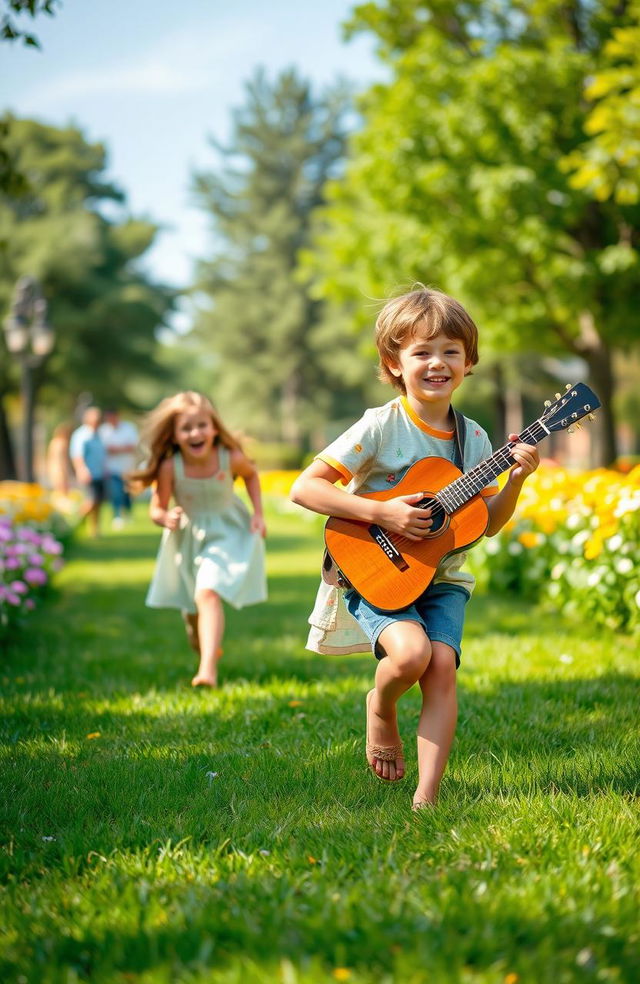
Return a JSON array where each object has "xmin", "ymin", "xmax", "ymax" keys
[{"xmin": 1, "ymin": 499, "xmax": 639, "ymax": 983}]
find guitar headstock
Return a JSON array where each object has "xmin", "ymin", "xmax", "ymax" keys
[{"xmin": 540, "ymin": 383, "xmax": 601, "ymax": 434}]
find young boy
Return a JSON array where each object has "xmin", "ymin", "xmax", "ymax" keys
[{"xmin": 290, "ymin": 287, "xmax": 539, "ymax": 809}]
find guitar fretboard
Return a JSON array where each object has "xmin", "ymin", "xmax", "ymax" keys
[{"xmin": 435, "ymin": 420, "xmax": 549, "ymax": 514}]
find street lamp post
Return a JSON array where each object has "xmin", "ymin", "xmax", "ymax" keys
[{"xmin": 2, "ymin": 277, "xmax": 55, "ymax": 483}]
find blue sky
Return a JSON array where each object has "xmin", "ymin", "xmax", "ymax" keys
[{"xmin": 3, "ymin": 0, "xmax": 381, "ymax": 322}]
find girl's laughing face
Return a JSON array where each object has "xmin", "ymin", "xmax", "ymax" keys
[{"xmin": 174, "ymin": 409, "xmax": 217, "ymax": 459}]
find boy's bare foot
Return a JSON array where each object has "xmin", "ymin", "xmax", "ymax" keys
[
  {"xmin": 412, "ymin": 797, "xmax": 436, "ymax": 811},
  {"xmin": 365, "ymin": 689, "xmax": 405, "ymax": 781}
]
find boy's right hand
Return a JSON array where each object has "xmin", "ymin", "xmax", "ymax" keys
[
  {"xmin": 379, "ymin": 492, "xmax": 433, "ymax": 541},
  {"xmin": 164, "ymin": 506, "xmax": 184, "ymax": 531}
]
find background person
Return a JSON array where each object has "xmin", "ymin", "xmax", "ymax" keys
[
  {"xmin": 46, "ymin": 421, "xmax": 74, "ymax": 496},
  {"xmin": 70, "ymin": 407, "xmax": 108, "ymax": 538},
  {"xmin": 100, "ymin": 407, "xmax": 139, "ymax": 528}
]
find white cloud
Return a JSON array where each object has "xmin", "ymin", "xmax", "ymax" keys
[{"xmin": 16, "ymin": 19, "xmax": 272, "ymax": 111}]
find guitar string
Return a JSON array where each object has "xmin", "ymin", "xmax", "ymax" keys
[{"xmin": 389, "ymin": 420, "xmax": 548, "ymax": 548}]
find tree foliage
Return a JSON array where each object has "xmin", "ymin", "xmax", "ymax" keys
[
  {"xmin": 192, "ymin": 68, "xmax": 362, "ymax": 450},
  {"xmin": 305, "ymin": 0, "xmax": 640, "ymax": 464},
  {"xmin": 0, "ymin": 117, "xmax": 175, "ymax": 476},
  {"xmin": 1, "ymin": 0, "xmax": 60, "ymax": 48}
]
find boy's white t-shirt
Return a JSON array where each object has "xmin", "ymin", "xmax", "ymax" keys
[{"xmin": 306, "ymin": 395, "xmax": 499, "ymax": 655}]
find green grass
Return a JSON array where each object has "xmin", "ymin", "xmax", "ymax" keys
[{"xmin": 1, "ymin": 499, "xmax": 639, "ymax": 984}]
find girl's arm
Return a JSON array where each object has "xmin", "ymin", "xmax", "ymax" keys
[
  {"xmin": 485, "ymin": 436, "xmax": 540, "ymax": 536},
  {"xmin": 149, "ymin": 458, "xmax": 183, "ymax": 530},
  {"xmin": 290, "ymin": 459, "xmax": 434, "ymax": 542},
  {"xmin": 231, "ymin": 448, "xmax": 267, "ymax": 537}
]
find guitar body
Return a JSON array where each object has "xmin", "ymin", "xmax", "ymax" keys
[{"xmin": 324, "ymin": 456, "xmax": 489, "ymax": 611}]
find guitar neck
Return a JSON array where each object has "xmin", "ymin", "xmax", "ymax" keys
[{"xmin": 436, "ymin": 419, "xmax": 549, "ymax": 514}]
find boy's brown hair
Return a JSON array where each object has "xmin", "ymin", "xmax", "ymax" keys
[{"xmin": 375, "ymin": 286, "xmax": 479, "ymax": 393}]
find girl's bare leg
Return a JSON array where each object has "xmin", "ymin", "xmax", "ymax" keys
[
  {"xmin": 367, "ymin": 620, "xmax": 431, "ymax": 781},
  {"xmin": 191, "ymin": 588, "xmax": 224, "ymax": 687},
  {"xmin": 413, "ymin": 641, "xmax": 458, "ymax": 808},
  {"xmin": 182, "ymin": 611, "xmax": 200, "ymax": 653}
]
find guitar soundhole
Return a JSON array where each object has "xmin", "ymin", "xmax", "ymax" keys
[{"xmin": 417, "ymin": 496, "xmax": 449, "ymax": 537}]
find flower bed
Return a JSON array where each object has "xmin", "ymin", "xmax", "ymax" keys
[
  {"xmin": 0, "ymin": 482, "xmax": 75, "ymax": 638},
  {"xmin": 468, "ymin": 465, "xmax": 640, "ymax": 632}
]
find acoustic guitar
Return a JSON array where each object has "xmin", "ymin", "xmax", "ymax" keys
[{"xmin": 324, "ymin": 383, "xmax": 601, "ymax": 611}]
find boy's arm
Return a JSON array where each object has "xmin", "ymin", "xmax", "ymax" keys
[
  {"xmin": 290, "ymin": 459, "xmax": 433, "ymax": 542},
  {"xmin": 485, "ymin": 435, "xmax": 539, "ymax": 536}
]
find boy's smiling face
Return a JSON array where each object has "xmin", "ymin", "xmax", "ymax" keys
[{"xmin": 387, "ymin": 328, "xmax": 472, "ymax": 414}]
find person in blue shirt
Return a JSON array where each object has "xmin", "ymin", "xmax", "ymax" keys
[{"xmin": 70, "ymin": 406, "xmax": 108, "ymax": 538}]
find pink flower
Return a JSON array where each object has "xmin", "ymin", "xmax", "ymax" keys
[
  {"xmin": 24, "ymin": 598, "xmax": 35, "ymax": 611},
  {"xmin": 4, "ymin": 591, "xmax": 21, "ymax": 606},
  {"xmin": 24, "ymin": 567, "xmax": 48, "ymax": 586},
  {"xmin": 27, "ymin": 553, "xmax": 44, "ymax": 566},
  {"xmin": 4, "ymin": 557, "xmax": 20, "ymax": 570},
  {"xmin": 9, "ymin": 580, "xmax": 28, "ymax": 595}
]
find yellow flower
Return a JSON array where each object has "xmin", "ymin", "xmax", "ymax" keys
[
  {"xmin": 518, "ymin": 531, "xmax": 541, "ymax": 549},
  {"xmin": 333, "ymin": 970, "xmax": 351, "ymax": 981},
  {"xmin": 86, "ymin": 732, "xmax": 101, "ymax": 740},
  {"xmin": 584, "ymin": 535, "xmax": 603, "ymax": 560}
]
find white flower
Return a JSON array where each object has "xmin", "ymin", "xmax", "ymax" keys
[
  {"xmin": 605, "ymin": 534, "xmax": 623, "ymax": 551},
  {"xmin": 42, "ymin": 835, "xmax": 56, "ymax": 842},
  {"xmin": 566, "ymin": 513, "xmax": 582, "ymax": 530},
  {"xmin": 635, "ymin": 589, "xmax": 640, "ymax": 609},
  {"xmin": 205, "ymin": 771, "xmax": 219, "ymax": 783},
  {"xmin": 559, "ymin": 653, "xmax": 573, "ymax": 664},
  {"xmin": 571, "ymin": 530, "xmax": 590, "ymax": 547},
  {"xmin": 587, "ymin": 571, "xmax": 602, "ymax": 587},
  {"xmin": 508, "ymin": 542, "xmax": 523, "ymax": 555},
  {"xmin": 551, "ymin": 563, "xmax": 565, "ymax": 580},
  {"xmin": 614, "ymin": 558, "xmax": 633, "ymax": 575}
]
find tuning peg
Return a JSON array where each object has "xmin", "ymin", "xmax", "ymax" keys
[
  {"xmin": 544, "ymin": 400, "xmax": 552, "ymax": 408},
  {"xmin": 555, "ymin": 393, "xmax": 561, "ymax": 399},
  {"xmin": 565, "ymin": 383, "xmax": 572, "ymax": 390}
]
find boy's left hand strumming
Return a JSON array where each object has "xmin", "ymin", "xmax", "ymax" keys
[{"xmin": 507, "ymin": 434, "xmax": 540, "ymax": 484}]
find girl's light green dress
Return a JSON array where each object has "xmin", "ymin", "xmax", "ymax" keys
[{"xmin": 146, "ymin": 447, "xmax": 267, "ymax": 613}]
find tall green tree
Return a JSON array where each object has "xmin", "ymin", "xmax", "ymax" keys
[
  {"xmin": 306, "ymin": 0, "xmax": 640, "ymax": 464},
  {"xmin": 192, "ymin": 68, "xmax": 357, "ymax": 450},
  {"xmin": 0, "ymin": 116, "xmax": 175, "ymax": 478}
]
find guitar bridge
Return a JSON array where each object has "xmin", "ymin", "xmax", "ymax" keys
[{"xmin": 367, "ymin": 525, "xmax": 409, "ymax": 572}]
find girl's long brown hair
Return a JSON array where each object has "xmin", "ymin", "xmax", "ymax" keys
[{"xmin": 128, "ymin": 391, "xmax": 241, "ymax": 492}]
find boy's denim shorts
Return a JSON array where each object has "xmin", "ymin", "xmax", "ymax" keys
[{"xmin": 344, "ymin": 582, "xmax": 470, "ymax": 668}]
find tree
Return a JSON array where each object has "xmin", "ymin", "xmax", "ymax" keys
[
  {"xmin": 192, "ymin": 68, "xmax": 357, "ymax": 451},
  {"xmin": 305, "ymin": 0, "xmax": 640, "ymax": 464},
  {"xmin": 0, "ymin": 116, "xmax": 175, "ymax": 478},
  {"xmin": 1, "ymin": 0, "xmax": 60, "ymax": 48}
]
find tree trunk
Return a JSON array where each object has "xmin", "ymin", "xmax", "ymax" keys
[
  {"xmin": 575, "ymin": 312, "xmax": 617, "ymax": 467},
  {"xmin": 0, "ymin": 395, "xmax": 17, "ymax": 480}
]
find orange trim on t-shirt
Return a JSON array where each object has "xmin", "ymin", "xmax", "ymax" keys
[
  {"xmin": 400, "ymin": 396, "xmax": 455, "ymax": 439},
  {"xmin": 315, "ymin": 454, "xmax": 353, "ymax": 485}
]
